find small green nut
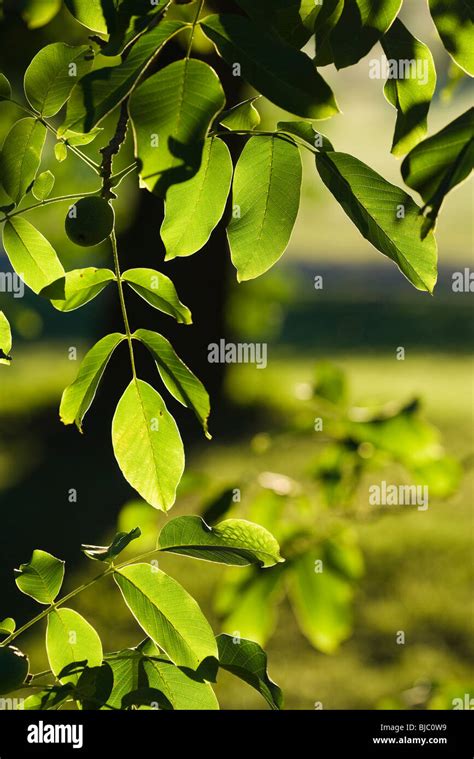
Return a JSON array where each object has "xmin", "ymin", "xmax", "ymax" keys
[
  {"xmin": 0, "ymin": 646, "xmax": 29, "ymax": 694},
  {"xmin": 65, "ymin": 196, "xmax": 114, "ymax": 247}
]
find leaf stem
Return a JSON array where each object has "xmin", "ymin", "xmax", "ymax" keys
[
  {"xmin": 110, "ymin": 230, "xmax": 137, "ymax": 379},
  {"xmin": 1, "ymin": 190, "xmax": 100, "ymax": 222},
  {"xmin": 186, "ymin": 0, "xmax": 205, "ymax": 59}
]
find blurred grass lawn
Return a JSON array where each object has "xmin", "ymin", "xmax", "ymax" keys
[{"xmin": 12, "ymin": 347, "xmax": 473, "ymax": 710}]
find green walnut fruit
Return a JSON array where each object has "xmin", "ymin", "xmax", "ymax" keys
[
  {"xmin": 0, "ymin": 646, "xmax": 29, "ymax": 694},
  {"xmin": 65, "ymin": 196, "xmax": 114, "ymax": 247}
]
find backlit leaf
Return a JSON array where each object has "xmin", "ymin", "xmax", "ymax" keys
[
  {"xmin": 381, "ymin": 19, "xmax": 436, "ymax": 156},
  {"xmin": 24, "ymin": 43, "xmax": 94, "ymax": 118},
  {"xmin": 129, "ymin": 58, "xmax": 226, "ymax": 196},
  {"xmin": 64, "ymin": 0, "xmax": 109, "ymax": 33},
  {"xmin": 60, "ymin": 333, "xmax": 125, "ymax": 431},
  {"xmin": 122, "ymin": 268, "xmax": 192, "ymax": 324},
  {"xmin": 277, "ymin": 120, "xmax": 334, "ymax": 151},
  {"xmin": 114, "ymin": 563, "xmax": 218, "ymax": 669},
  {"xmin": 428, "ymin": 0, "xmax": 474, "ymax": 75},
  {"xmin": 235, "ymin": 0, "xmax": 321, "ymax": 48},
  {"xmin": 219, "ymin": 98, "xmax": 260, "ymax": 131},
  {"xmin": 158, "ymin": 515, "xmax": 283, "ymax": 567},
  {"xmin": 315, "ymin": 151, "xmax": 438, "ymax": 292},
  {"xmin": 32, "ymin": 170, "xmax": 55, "ymax": 201},
  {"xmin": 161, "ymin": 137, "xmax": 232, "ymax": 260},
  {"xmin": 0, "ymin": 118, "xmax": 47, "ymax": 204},
  {"xmin": 15, "ymin": 550, "xmax": 64, "ymax": 605},
  {"xmin": 133, "ymin": 329, "xmax": 210, "ymax": 437},
  {"xmin": 81, "ymin": 527, "xmax": 141, "ymax": 562},
  {"xmin": 0, "ymin": 311, "xmax": 12, "ymax": 366},
  {"xmin": 21, "ymin": 0, "xmax": 61, "ymax": 29},
  {"xmin": 49, "ymin": 267, "xmax": 116, "ymax": 312},
  {"xmin": 0, "ymin": 73, "xmax": 11, "ymax": 100},
  {"xmin": 46, "ymin": 608, "xmax": 103, "ymax": 684},
  {"xmin": 227, "ymin": 135, "xmax": 302, "ymax": 281},
  {"xmin": 112, "ymin": 379, "xmax": 184, "ymax": 511},
  {"xmin": 3, "ymin": 217, "xmax": 65, "ymax": 294},
  {"xmin": 217, "ymin": 633, "xmax": 282, "ymax": 710}
]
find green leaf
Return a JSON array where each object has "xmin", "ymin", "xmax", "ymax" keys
[
  {"xmin": 217, "ymin": 567, "xmax": 284, "ymax": 645},
  {"xmin": 133, "ymin": 329, "xmax": 211, "ymax": 437},
  {"xmin": 3, "ymin": 218, "xmax": 65, "ymax": 295},
  {"xmin": 23, "ymin": 684, "xmax": 74, "ymax": 710},
  {"xmin": 61, "ymin": 20, "xmax": 186, "ymax": 134},
  {"xmin": 129, "ymin": 58, "xmax": 226, "ymax": 196},
  {"xmin": 277, "ymin": 120, "xmax": 334, "ymax": 151},
  {"xmin": 227, "ymin": 135, "xmax": 302, "ymax": 281},
  {"xmin": 46, "ymin": 608, "xmax": 103, "ymax": 684},
  {"xmin": 219, "ymin": 98, "xmax": 260, "ymax": 131},
  {"xmin": 217, "ymin": 633, "xmax": 282, "ymax": 710},
  {"xmin": 201, "ymin": 14, "xmax": 338, "ymax": 120},
  {"xmin": 141, "ymin": 640, "xmax": 219, "ymax": 710},
  {"xmin": 60, "ymin": 333, "xmax": 125, "ymax": 431},
  {"xmin": 112, "ymin": 379, "xmax": 184, "ymax": 511},
  {"xmin": 49, "ymin": 267, "xmax": 115, "ymax": 312},
  {"xmin": 64, "ymin": 128, "xmax": 102, "ymax": 146},
  {"xmin": 81, "ymin": 527, "xmax": 141, "ymax": 562},
  {"xmin": 314, "ymin": 361, "xmax": 347, "ymax": 405},
  {"xmin": 24, "ymin": 43, "xmax": 94, "ymax": 118},
  {"xmin": 103, "ymin": 651, "xmax": 143, "ymax": 710},
  {"xmin": 381, "ymin": 20, "xmax": 437, "ymax": 157},
  {"xmin": 322, "ymin": 0, "xmax": 402, "ymax": 69},
  {"xmin": 0, "ymin": 311, "xmax": 12, "ymax": 366},
  {"xmin": 235, "ymin": 0, "xmax": 321, "ymax": 48},
  {"xmin": 21, "ymin": 0, "xmax": 62, "ymax": 29},
  {"xmin": 0, "ymin": 118, "xmax": 47, "ymax": 204},
  {"xmin": 54, "ymin": 142, "xmax": 68, "ymax": 162},
  {"xmin": 114, "ymin": 563, "xmax": 218, "ymax": 669},
  {"xmin": 161, "ymin": 137, "xmax": 233, "ymax": 260},
  {"xmin": 102, "ymin": 0, "xmax": 169, "ymax": 57},
  {"xmin": 122, "ymin": 268, "xmax": 192, "ymax": 324},
  {"xmin": 314, "ymin": 0, "xmax": 344, "ymax": 66},
  {"xmin": 0, "ymin": 73, "xmax": 11, "ymax": 100},
  {"xmin": 158, "ymin": 516, "xmax": 283, "ymax": 568},
  {"xmin": 15, "ymin": 549, "xmax": 64, "ymax": 605},
  {"xmin": 428, "ymin": 0, "xmax": 474, "ymax": 76},
  {"xmin": 401, "ymin": 109, "xmax": 474, "ymax": 235},
  {"xmin": 32, "ymin": 170, "xmax": 55, "ymax": 201},
  {"xmin": 288, "ymin": 550, "xmax": 353, "ymax": 653},
  {"xmin": 0, "ymin": 618, "xmax": 15, "ymax": 635},
  {"xmin": 315, "ymin": 151, "xmax": 438, "ymax": 292},
  {"xmin": 64, "ymin": 0, "xmax": 109, "ymax": 33}
]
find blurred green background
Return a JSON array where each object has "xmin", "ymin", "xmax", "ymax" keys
[{"xmin": 0, "ymin": 1, "xmax": 472, "ymax": 709}]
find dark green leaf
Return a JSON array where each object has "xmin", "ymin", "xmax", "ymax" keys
[
  {"xmin": 0, "ymin": 73, "xmax": 11, "ymax": 100},
  {"xmin": 23, "ymin": 684, "xmax": 74, "ymax": 710},
  {"xmin": 134, "ymin": 329, "xmax": 211, "ymax": 437},
  {"xmin": 82, "ymin": 527, "xmax": 141, "ymax": 562},
  {"xmin": 201, "ymin": 14, "xmax": 338, "ymax": 120},
  {"xmin": 314, "ymin": 0, "xmax": 344, "ymax": 66},
  {"xmin": 161, "ymin": 136, "xmax": 233, "ymax": 260},
  {"xmin": 122, "ymin": 268, "xmax": 192, "ymax": 324},
  {"xmin": 75, "ymin": 664, "xmax": 113, "ymax": 709},
  {"xmin": 235, "ymin": 0, "xmax": 320, "ymax": 48},
  {"xmin": 201, "ymin": 486, "xmax": 238, "ymax": 525},
  {"xmin": 15, "ymin": 549, "xmax": 64, "ymax": 604},
  {"xmin": 102, "ymin": 0, "xmax": 169, "ymax": 56},
  {"xmin": 60, "ymin": 333, "xmax": 125, "ymax": 431},
  {"xmin": 315, "ymin": 151, "xmax": 438, "ymax": 292},
  {"xmin": 277, "ymin": 120, "xmax": 334, "ymax": 151},
  {"xmin": 158, "ymin": 515, "xmax": 283, "ymax": 567},
  {"xmin": 24, "ymin": 43, "xmax": 94, "ymax": 118},
  {"xmin": 217, "ymin": 633, "xmax": 282, "ymax": 710},
  {"xmin": 129, "ymin": 59, "xmax": 226, "ymax": 196},
  {"xmin": 61, "ymin": 20, "xmax": 186, "ymax": 134},
  {"xmin": 112, "ymin": 379, "xmax": 185, "ymax": 511},
  {"xmin": 114, "ymin": 563, "xmax": 218, "ymax": 669},
  {"xmin": 227, "ymin": 135, "xmax": 302, "ymax": 281},
  {"xmin": 121, "ymin": 686, "xmax": 171, "ymax": 710},
  {"xmin": 428, "ymin": 0, "xmax": 474, "ymax": 75},
  {"xmin": 0, "ymin": 118, "xmax": 47, "ymax": 204},
  {"xmin": 401, "ymin": 109, "xmax": 474, "ymax": 235},
  {"xmin": 381, "ymin": 19, "xmax": 436, "ymax": 156}
]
